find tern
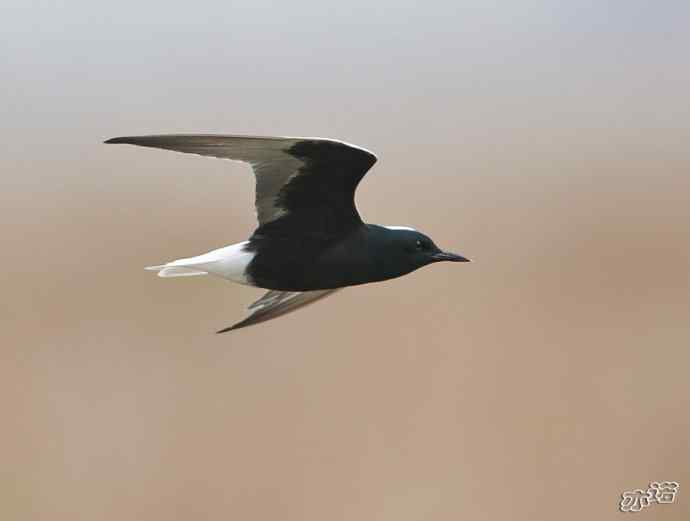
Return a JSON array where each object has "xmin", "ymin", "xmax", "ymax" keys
[{"xmin": 105, "ymin": 135, "xmax": 469, "ymax": 331}]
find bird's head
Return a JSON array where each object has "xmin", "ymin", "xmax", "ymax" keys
[{"xmin": 378, "ymin": 226, "xmax": 470, "ymax": 276}]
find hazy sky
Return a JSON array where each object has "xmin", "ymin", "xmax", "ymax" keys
[{"xmin": 4, "ymin": 1, "xmax": 689, "ymax": 140}]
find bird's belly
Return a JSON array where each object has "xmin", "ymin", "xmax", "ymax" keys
[
  {"xmin": 247, "ymin": 253, "xmax": 380, "ymax": 291},
  {"xmin": 246, "ymin": 260, "xmax": 343, "ymax": 291},
  {"xmin": 244, "ymin": 230, "xmax": 389, "ymax": 291}
]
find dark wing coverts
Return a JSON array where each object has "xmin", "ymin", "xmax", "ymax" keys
[{"xmin": 105, "ymin": 134, "xmax": 377, "ymax": 236}]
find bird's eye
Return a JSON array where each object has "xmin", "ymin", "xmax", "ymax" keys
[{"xmin": 415, "ymin": 240, "xmax": 424, "ymax": 250}]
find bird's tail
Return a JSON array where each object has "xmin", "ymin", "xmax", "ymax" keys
[
  {"xmin": 144, "ymin": 242, "xmax": 253, "ymax": 284},
  {"xmin": 145, "ymin": 263, "xmax": 208, "ymax": 277}
]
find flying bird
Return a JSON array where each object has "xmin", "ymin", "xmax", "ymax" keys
[{"xmin": 105, "ymin": 134, "xmax": 469, "ymax": 332}]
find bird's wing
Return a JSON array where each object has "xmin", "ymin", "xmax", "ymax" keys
[
  {"xmin": 104, "ymin": 134, "xmax": 377, "ymax": 236},
  {"xmin": 217, "ymin": 288, "xmax": 340, "ymax": 333}
]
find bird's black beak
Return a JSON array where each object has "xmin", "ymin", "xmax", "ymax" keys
[{"xmin": 431, "ymin": 251, "xmax": 470, "ymax": 262}]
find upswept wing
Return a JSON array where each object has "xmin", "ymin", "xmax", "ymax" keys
[
  {"xmin": 217, "ymin": 289, "xmax": 340, "ymax": 332},
  {"xmin": 105, "ymin": 134, "xmax": 377, "ymax": 236}
]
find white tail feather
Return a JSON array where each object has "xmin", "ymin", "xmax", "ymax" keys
[
  {"xmin": 144, "ymin": 241, "xmax": 255, "ymax": 285},
  {"xmin": 157, "ymin": 267, "xmax": 208, "ymax": 277}
]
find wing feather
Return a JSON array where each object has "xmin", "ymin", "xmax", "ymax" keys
[
  {"xmin": 104, "ymin": 134, "xmax": 376, "ymax": 231},
  {"xmin": 217, "ymin": 289, "xmax": 340, "ymax": 333}
]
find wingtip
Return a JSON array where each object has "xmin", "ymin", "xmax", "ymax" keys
[
  {"xmin": 104, "ymin": 137, "xmax": 125, "ymax": 144},
  {"xmin": 216, "ymin": 324, "xmax": 240, "ymax": 334},
  {"xmin": 216, "ymin": 317, "xmax": 255, "ymax": 333}
]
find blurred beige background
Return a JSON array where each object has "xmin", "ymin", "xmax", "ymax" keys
[{"xmin": 2, "ymin": 1, "xmax": 689, "ymax": 520}]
